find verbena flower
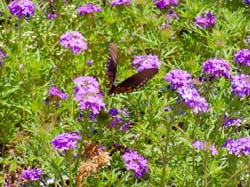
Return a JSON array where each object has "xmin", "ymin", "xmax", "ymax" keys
[
  {"xmin": 202, "ymin": 58, "xmax": 231, "ymax": 79},
  {"xmin": 231, "ymin": 74, "xmax": 250, "ymax": 98},
  {"xmin": 165, "ymin": 70, "xmax": 193, "ymax": 89},
  {"xmin": 47, "ymin": 12, "xmax": 58, "ymax": 20},
  {"xmin": 73, "ymin": 76, "xmax": 100, "ymax": 95},
  {"xmin": 78, "ymin": 94, "xmax": 105, "ymax": 115},
  {"xmin": 194, "ymin": 13, "xmax": 216, "ymax": 30},
  {"xmin": 192, "ymin": 141, "xmax": 206, "ymax": 151},
  {"xmin": 8, "ymin": 0, "xmax": 35, "ymax": 20},
  {"xmin": 210, "ymin": 145, "xmax": 218, "ymax": 156},
  {"xmin": 246, "ymin": 0, "xmax": 250, "ymax": 5},
  {"xmin": 192, "ymin": 141, "xmax": 218, "ymax": 156},
  {"xmin": 74, "ymin": 76, "xmax": 105, "ymax": 114},
  {"xmin": 122, "ymin": 150, "xmax": 148, "ymax": 179},
  {"xmin": 0, "ymin": 49, "xmax": 6, "ymax": 66},
  {"xmin": 87, "ymin": 60, "xmax": 93, "ymax": 67},
  {"xmin": 109, "ymin": 108, "xmax": 131, "ymax": 131},
  {"xmin": 51, "ymin": 132, "xmax": 82, "ymax": 151},
  {"xmin": 223, "ymin": 118, "xmax": 243, "ymax": 128},
  {"xmin": 234, "ymin": 49, "xmax": 250, "ymax": 66},
  {"xmin": 59, "ymin": 31, "xmax": 88, "ymax": 55},
  {"xmin": 77, "ymin": 4, "xmax": 102, "ymax": 15},
  {"xmin": 132, "ymin": 55, "xmax": 161, "ymax": 72},
  {"xmin": 246, "ymin": 36, "xmax": 250, "ymax": 44},
  {"xmin": 110, "ymin": 0, "xmax": 131, "ymax": 8},
  {"xmin": 152, "ymin": 0, "xmax": 178, "ymax": 10},
  {"xmin": 166, "ymin": 12, "xmax": 178, "ymax": 22},
  {"xmin": 21, "ymin": 169, "xmax": 43, "ymax": 181},
  {"xmin": 48, "ymin": 86, "xmax": 68, "ymax": 101},
  {"xmin": 177, "ymin": 87, "xmax": 210, "ymax": 113},
  {"xmin": 109, "ymin": 108, "xmax": 119, "ymax": 116},
  {"xmin": 223, "ymin": 137, "xmax": 250, "ymax": 157}
]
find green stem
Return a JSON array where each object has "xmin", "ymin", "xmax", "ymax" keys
[
  {"xmin": 51, "ymin": 158, "xmax": 67, "ymax": 187},
  {"xmin": 160, "ymin": 121, "xmax": 172, "ymax": 187},
  {"xmin": 18, "ymin": 19, "xmax": 23, "ymax": 60}
]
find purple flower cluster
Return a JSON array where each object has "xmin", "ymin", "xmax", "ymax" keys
[
  {"xmin": 202, "ymin": 58, "xmax": 231, "ymax": 79},
  {"xmin": 231, "ymin": 74, "xmax": 250, "ymax": 97},
  {"xmin": 246, "ymin": 0, "xmax": 250, "ymax": 5},
  {"xmin": 74, "ymin": 76, "xmax": 105, "ymax": 114},
  {"xmin": 152, "ymin": 0, "xmax": 178, "ymax": 10},
  {"xmin": 177, "ymin": 87, "xmax": 210, "ymax": 113},
  {"xmin": 223, "ymin": 118, "xmax": 243, "ymax": 128},
  {"xmin": 122, "ymin": 150, "xmax": 148, "ymax": 179},
  {"xmin": 165, "ymin": 70, "xmax": 193, "ymax": 90},
  {"xmin": 165, "ymin": 69, "xmax": 210, "ymax": 113},
  {"xmin": 194, "ymin": 13, "xmax": 216, "ymax": 30},
  {"xmin": 234, "ymin": 49, "xmax": 250, "ymax": 66},
  {"xmin": 223, "ymin": 137, "xmax": 250, "ymax": 157},
  {"xmin": 59, "ymin": 31, "xmax": 88, "ymax": 55},
  {"xmin": 192, "ymin": 141, "xmax": 218, "ymax": 156},
  {"xmin": 48, "ymin": 86, "xmax": 68, "ymax": 101},
  {"xmin": 109, "ymin": 108, "xmax": 131, "ymax": 131},
  {"xmin": 0, "ymin": 49, "xmax": 7, "ymax": 66},
  {"xmin": 51, "ymin": 132, "xmax": 82, "ymax": 151},
  {"xmin": 132, "ymin": 55, "xmax": 161, "ymax": 72},
  {"xmin": 77, "ymin": 4, "xmax": 102, "ymax": 16},
  {"xmin": 8, "ymin": 0, "xmax": 35, "ymax": 20},
  {"xmin": 110, "ymin": 0, "xmax": 131, "ymax": 8},
  {"xmin": 21, "ymin": 169, "xmax": 43, "ymax": 181}
]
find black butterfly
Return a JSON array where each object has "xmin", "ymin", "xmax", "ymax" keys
[{"xmin": 106, "ymin": 43, "xmax": 159, "ymax": 95}]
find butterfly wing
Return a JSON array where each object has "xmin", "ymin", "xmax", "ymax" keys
[
  {"xmin": 106, "ymin": 43, "xmax": 118, "ymax": 89},
  {"xmin": 109, "ymin": 68, "xmax": 159, "ymax": 95}
]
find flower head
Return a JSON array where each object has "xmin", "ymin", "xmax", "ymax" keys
[
  {"xmin": 223, "ymin": 137, "xmax": 250, "ymax": 157},
  {"xmin": 48, "ymin": 86, "xmax": 68, "ymax": 101},
  {"xmin": 177, "ymin": 87, "xmax": 210, "ymax": 113},
  {"xmin": 51, "ymin": 132, "xmax": 82, "ymax": 151},
  {"xmin": 132, "ymin": 55, "xmax": 161, "ymax": 72},
  {"xmin": 234, "ymin": 49, "xmax": 250, "ymax": 66},
  {"xmin": 193, "ymin": 141, "xmax": 218, "ymax": 156},
  {"xmin": 78, "ymin": 94, "xmax": 105, "ymax": 115},
  {"xmin": 47, "ymin": 12, "xmax": 58, "ymax": 20},
  {"xmin": 194, "ymin": 13, "xmax": 216, "ymax": 30},
  {"xmin": 87, "ymin": 60, "xmax": 93, "ymax": 67},
  {"xmin": 192, "ymin": 141, "xmax": 206, "ymax": 151},
  {"xmin": 21, "ymin": 169, "xmax": 43, "ymax": 181},
  {"xmin": 8, "ymin": 0, "xmax": 35, "ymax": 20},
  {"xmin": 210, "ymin": 145, "xmax": 218, "ymax": 156},
  {"xmin": 223, "ymin": 118, "xmax": 243, "ymax": 128},
  {"xmin": 246, "ymin": 0, "xmax": 250, "ymax": 5},
  {"xmin": 110, "ymin": 0, "xmax": 131, "ymax": 8},
  {"xmin": 152, "ymin": 0, "xmax": 178, "ymax": 10},
  {"xmin": 166, "ymin": 12, "xmax": 178, "ymax": 22},
  {"xmin": 59, "ymin": 31, "xmax": 88, "ymax": 55},
  {"xmin": 246, "ymin": 36, "xmax": 250, "ymax": 44},
  {"xmin": 77, "ymin": 4, "xmax": 102, "ymax": 15},
  {"xmin": 73, "ymin": 76, "xmax": 105, "ymax": 114},
  {"xmin": 0, "ymin": 49, "xmax": 6, "ymax": 66},
  {"xmin": 165, "ymin": 70, "xmax": 193, "ymax": 89},
  {"xmin": 231, "ymin": 74, "xmax": 250, "ymax": 98},
  {"xmin": 122, "ymin": 150, "xmax": 148, "ymax": 179},
  {"xmin": 109, "ymin": 108, "xmax": 131, "ymax": 131},
  {"xmin": 202, "ymin": 58, "xmax": 231, "ymax": 79}
]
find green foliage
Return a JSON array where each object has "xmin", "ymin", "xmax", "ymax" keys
[{"xmin": 1, "ymin": 0, "xmax": 250, "ymax": 186}]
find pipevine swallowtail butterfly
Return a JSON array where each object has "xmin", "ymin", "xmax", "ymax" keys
[{"xmin": 106, "ymin": 43, "xmax": 159, "ymax": 95}]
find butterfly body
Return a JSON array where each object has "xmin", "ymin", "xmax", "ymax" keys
[{"xmin": 106, "ymin": 44, "xmax": 159, "ymax": 95}]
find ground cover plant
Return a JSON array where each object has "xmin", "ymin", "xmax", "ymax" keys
[{"xmin": 1, "ymin": 0, "xmax": 250, "ymax": 186}]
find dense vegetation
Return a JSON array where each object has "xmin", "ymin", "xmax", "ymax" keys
[{"xmin": 1, "ymin": 0, "xmax": 250, "ymax": 186}]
